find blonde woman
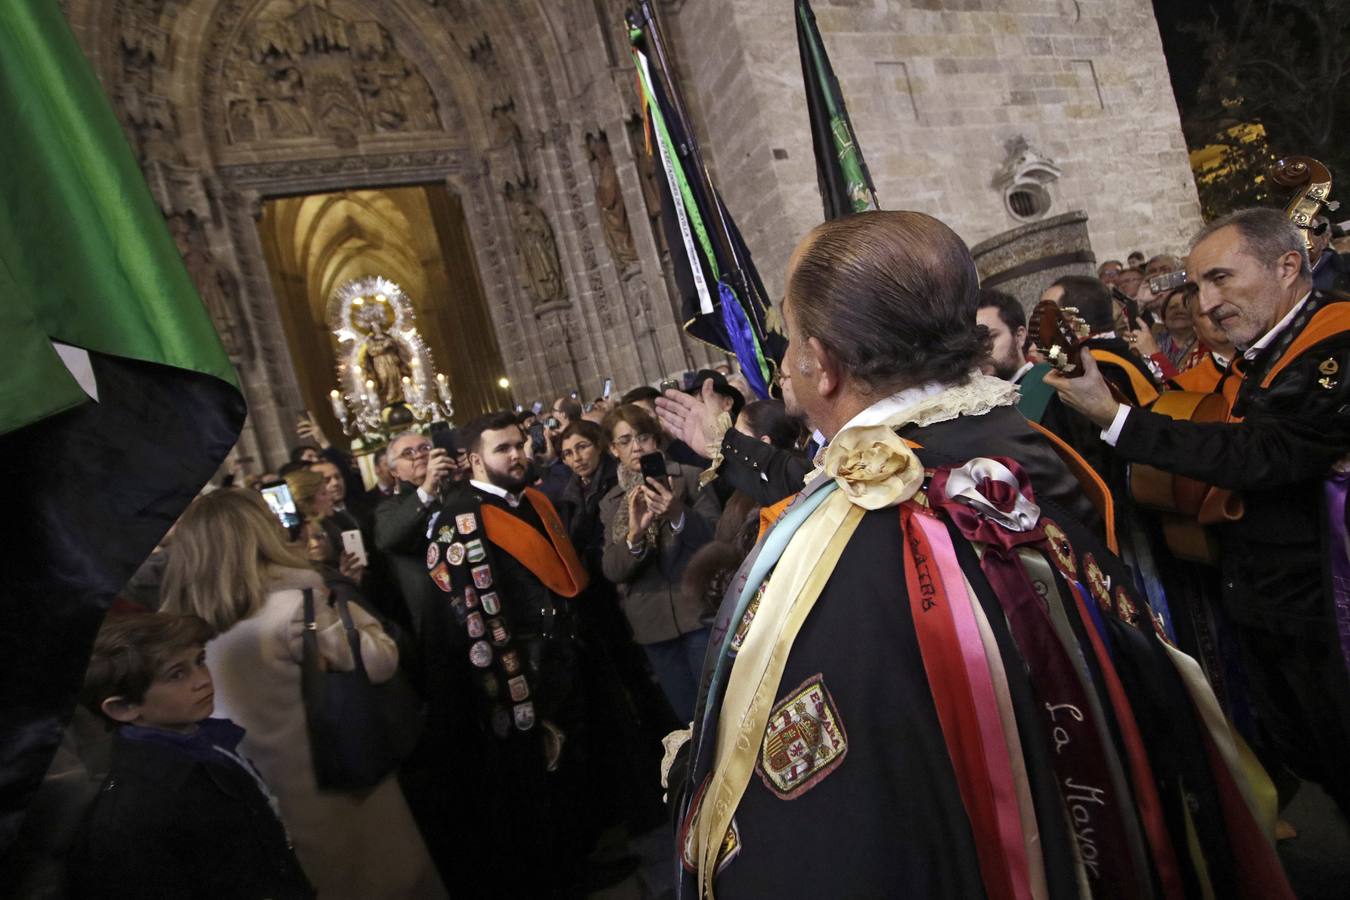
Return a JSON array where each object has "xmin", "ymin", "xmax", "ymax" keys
[{"xmin": 160, "ymin": 489, "xmax": 445, "ymax": 900}]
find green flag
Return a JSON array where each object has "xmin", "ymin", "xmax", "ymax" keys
[
  {"xmin": 0, "ymin": 0, "xmax": 238, "ymax": 435},
  {"xmin": 0, "ymin": 0, "xmax": 245, "ymax": 848},
  {"xmin": 796, "ymin": 0, "xmax": 879, "ymax": 218}
]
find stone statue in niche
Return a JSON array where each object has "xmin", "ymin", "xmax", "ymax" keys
[
  {"xmin": 505, "ymin": 185, "xmax": 565, "ymax": 306},
  {"xmin": 625, "ymin": 113, "xmax": 668, "ymax": 259},
  {"xmin": 356, "ymin": 309, "xmax": 412, "ymax": 407},
  {"xmin": 168, "ymin": 213, "xmax": 244, "ymax": 360},
  {"xmin": 586, "ymin": 131, "xmax": 638, "ymax": 269}
]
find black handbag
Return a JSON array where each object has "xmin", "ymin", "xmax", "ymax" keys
[{"xmin": 299, "ymin": 588, "xmax": 424, "ymax": 790}]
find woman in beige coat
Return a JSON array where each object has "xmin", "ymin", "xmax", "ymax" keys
[{"xmin": 161, "ymin": 489, "xmax": 445, "ymax": 900}]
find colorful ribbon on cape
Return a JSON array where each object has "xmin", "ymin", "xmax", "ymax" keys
[
  {"xmin": 929, "ymin": 458, "xmax": 1144, "ymax": 898},
  {"xmin": 902, "ymin": 504, "xmax": 1032, "ymax": 900}
]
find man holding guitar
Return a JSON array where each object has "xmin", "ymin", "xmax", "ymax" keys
[{"xmin": 1046, "ymin": 207, "xmax": 1350, "ymax": 819}]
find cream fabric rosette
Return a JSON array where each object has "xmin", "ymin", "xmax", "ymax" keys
[{"xmin": 822, "ymin": 424, "xmax": 924, "ymax": 510}]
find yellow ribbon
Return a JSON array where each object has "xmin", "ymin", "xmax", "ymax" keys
[{"xmin": 694, "ymin": 427, "xmax": 924, "ymax": 897}]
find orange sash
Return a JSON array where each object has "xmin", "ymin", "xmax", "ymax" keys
[
  {"xmin": 479, "ymin": 488, "xmax": 589, "ymax": 598},
  {"xmin": 1026, "ymin": 420, "xmax": 1119, "ymax": 554},
  {"xmin": 1169, "ymin": 354, "xmax": 1227, "ymax": 394},
  {"xmin": 1091, "ymin": 349, "xmax": 1161, "ymax": 407}
]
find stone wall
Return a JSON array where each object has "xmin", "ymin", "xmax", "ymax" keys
[
  {"xmin": 668, "ymin": 0, "xmax": 1203, "ymax": 299},
  {"xmin": 60, "ymin": 0, "xmax": 1201, "ymax": 468}
]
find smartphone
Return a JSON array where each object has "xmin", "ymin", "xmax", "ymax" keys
[
  {"xmin": 639, "ymin": 451, "xmax": 668, "ymax": 483},
  {"xmin": 260, "ymin": 482, "xmax": 301, "ymax": 530},
  {"xmin": 340, "ymin": 529, "xmax": 368, "ymax": 566},
  {"xmin": 515, "ymin": 404, "xmax": 524, "ymax": 413},
  {"xmin": 1147, "ymin": 269, "xmax": 1189, "ymax": 295},
  {"xmin": 545, "ymin": 416, "xmax": 560, "ymax": 430},
  {"xmin": 602, "ymin": 377, "xmax": 613, "ymax": 400},
  {"xmin": 429, "ymin": 419, "xmax": 457, "ymax": 451},
  {"xmin": 658, "ymin": 378, "xmax": 680, "ymax": 395},
  {"xmin": 569, "ymin": 390, "xmax": 579, "ymax": 399},
  {"xmin": 529, "ymin": 421, "xmax": 547, "ymax": 455},
  {"xmin": 531, "ymin": 400, "xmax": 544, "ymax": 415}
]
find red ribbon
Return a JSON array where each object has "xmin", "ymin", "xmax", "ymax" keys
[
  {"xmin": 930, "ymin": 460, "xmax": 1144, "ymax": 899},
  {"xmin": 901, "ymin": 502, "xmax": 1029, "ymax": 900}
]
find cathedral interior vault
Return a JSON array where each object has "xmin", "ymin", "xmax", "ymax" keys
[{"xmin": 258, "ymin": 184, "xmax": 513, "ymax": 442}]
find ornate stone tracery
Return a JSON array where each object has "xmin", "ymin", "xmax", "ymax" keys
[
  {"xmin": 63, "ymin": 0, "xmax": 710, "ymax": 468},
  {"xmin": 221, "ymin": 0, "xmax": 446, "ymax": 146}
]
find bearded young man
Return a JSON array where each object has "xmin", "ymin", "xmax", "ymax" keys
[
  {"xmin": 409, "ymin": 411, "xmax": 594, "ymax": 897},
  {"xmin": 673, "ymin": 211, "xmax": 1290, "ymax": 900},
  {"xmin": 1049, "ymin": 207, "xmax": 1350, "ymax": 821},
  {"xmin": 976, "ymin": 287, "xmax": 1054, "ymax": 422}
]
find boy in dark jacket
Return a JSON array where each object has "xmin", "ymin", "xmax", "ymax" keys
[{"xmin": 70, "ymin": 612, "xmax": 313, "ymax": 899}]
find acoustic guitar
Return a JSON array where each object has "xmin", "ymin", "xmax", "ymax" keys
[
  {"xmin": 1123, "ymin": 154, "xmax": 1332, "ymax": 563},
  {"xmin": 1031, "ymin": 300, "xmax": 1228, "ymax": 562}
]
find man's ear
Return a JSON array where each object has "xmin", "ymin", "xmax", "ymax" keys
[
  {"xmin": 1014, "ymin": 325, "xmax": 1028, "ymax": 347},
  {"xmin": 807, "ymin": 336, "xmax": 844, "ymax": 398},
  {"xmin": 1277, "ymin": 248, "xmax": 1306, "ymax": 285},
  {"xmin": 100, "ymin": 696, "xmax": 140, "ymax": 725}
]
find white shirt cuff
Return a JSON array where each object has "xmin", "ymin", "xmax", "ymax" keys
[
  {"xmin": 416, "ymin": 486, "xmax": 434, "ymax": 506},
  {"xmin": 1100, "ymin": 405, "xmax": 1130, "ymax": 446}
]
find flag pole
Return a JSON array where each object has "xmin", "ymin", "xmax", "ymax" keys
[{"xmin": 630, "ymin": 0, "xmax": 756, "ymax": 305}]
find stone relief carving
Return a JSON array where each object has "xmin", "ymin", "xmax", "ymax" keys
[
  {"xmin": 168, "ymin": 212, "xmax": 247, "ymax": 361},
  {"xmin": 625, "ymin": 112, "xmax": 668, "ymax": 258},
  {"xmin": 221, "ymin": 0, "xmax": 445, "ymax": 147},
  {"xmin": 586, "ymin": 130, "xmax": 638, "ymax": 269},
  {"xmin": 505, "ymin": 181, "xmax": 565, "ymax": 306}
]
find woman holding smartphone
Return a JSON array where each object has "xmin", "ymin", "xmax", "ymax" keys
[{"xmin": 598, "ymin": 404, "xmax": 720, "ymax": 722}]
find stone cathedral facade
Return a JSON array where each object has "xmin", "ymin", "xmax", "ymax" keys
[{"xmin": 62, "ymin": 0, "xmax": 1201, "ymax": 470}]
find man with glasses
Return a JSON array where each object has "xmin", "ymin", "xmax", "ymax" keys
[{"xmin": 374, "ymin": 430, "xmax": 454, "ymax": 634}]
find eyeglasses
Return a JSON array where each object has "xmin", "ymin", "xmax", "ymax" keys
[
  {"xmin": 560, "ymin": 441, "xmax": 594, "ymax": 460},
  {"xmin": 612, "ymin": 433, "xmax": 655, "ymax": 449},
  {"xmin": 393, "ymin": 443, "xmax": 432, "ymax": 461}
]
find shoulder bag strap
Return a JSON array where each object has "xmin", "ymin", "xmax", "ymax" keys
[{"xmin": 331, "ymin": 591, "xmax": 369, "ymax": 678}]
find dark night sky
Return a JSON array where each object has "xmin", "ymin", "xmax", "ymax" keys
[{"xmin": 1152, "ymin": 0, "xmax": 1238, "ymax": 118}]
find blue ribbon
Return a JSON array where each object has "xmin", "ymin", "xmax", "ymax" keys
[
  {"xmin": 718, "ymin": 279, "xmax": 770, "ymax": 399},
  {"xmin": 696, "ymin": 480, "xmax": 838, "ymax": 744}
]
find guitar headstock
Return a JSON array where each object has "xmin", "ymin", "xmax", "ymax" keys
[{"xmin": 1029, "ymin": 300, "xmax": 1089, "ymax": 376}]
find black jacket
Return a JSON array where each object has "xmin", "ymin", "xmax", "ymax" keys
[
  {"xmin": 373, "ymin": 480, "xmax": 439, "ymax": 635},
  {"xmin": 70, "ymin": 730, "xmax": 312, "ymax": 900},
  {"xmin": 558, "ymin": 454, "xmax": 619, "ymax": 569},
  {"xmin": 717, "ymin": 427, "xmax": 812, "ymax": 507},
  {"xmin": 1112, "ymin": 290, "xmax": 1350, "ymax": 634}
]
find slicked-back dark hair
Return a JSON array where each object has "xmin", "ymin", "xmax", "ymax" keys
[
  {"xmin": 787, "ymin": 210, "xmax": 988, "ymax": 392},
  {"xmin": 977, "ymin": 287, "xmax": 1026, "ymax": 332},
  {"xmin": 1050, "ymin": 275, "xmax": 1114, "ymax": 333},
  {"xmin": 462, "ymin": 410, "xmax": 523, "ymax": 455}
]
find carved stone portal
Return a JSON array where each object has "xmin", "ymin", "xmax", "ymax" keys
[
  {"xmin": 222, "ymin": 0, "xmax": 444, "ymax": 146},
  {"xmin": 505, "ymin": 182, "xmax": 565, "ymax": 306},
  {"xmin": 587, "ymin": 130, "xmax": 638, "ymax": 270}
]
